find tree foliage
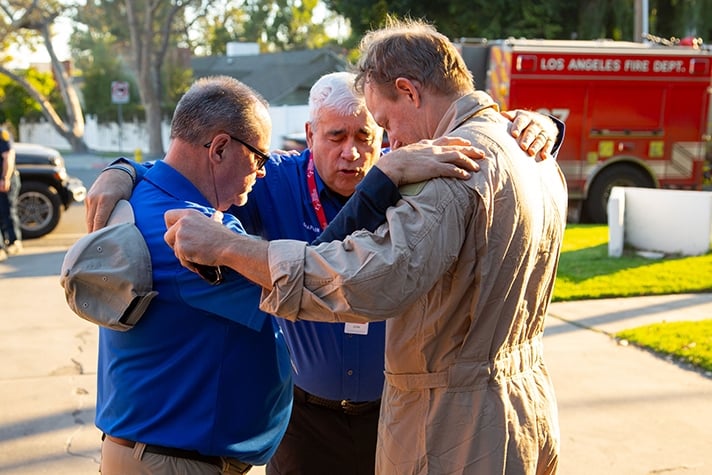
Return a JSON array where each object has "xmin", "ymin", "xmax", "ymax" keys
[
  {"xmin": 188, "ymin": 0, "xmax": 332, "ymax": 54},
  {"xmin": 650, "ymin": 0, "xmax": 712, "ymax": 40},
  {"xmin": 264, "ymin": 0, "xmax": 330, "ymax": 50},
  {"xmin": 71, "ymin": 0, "xmax": 198, "ymax": 156},
  {"xmin": 70, "ymin": 0, "xmax": 334, "ymax": 155},
  {"xmin": 0, "ymin": 68, "xmax": 62, "ymax": 135},
  {"xmin": 325, "ymin": 0, "xmax": 712, "ymax": 44},
  {"xmin": 71, "ymin": 30, "xmax": 142, "ymax": 123},
  {"xmin": 191, "ymin": 3, "xmax": 251, "ymax": 55},
  {"xmin": 0, "ymin": 0, "xmax": 89, "ymax": 151}
]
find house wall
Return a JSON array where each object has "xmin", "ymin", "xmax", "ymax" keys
[{"xmin": 19, "ymin": 104, "xmax": 310, "ymax": 156}]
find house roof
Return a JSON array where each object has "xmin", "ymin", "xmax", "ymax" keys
[{"xmin": 191, "ymin": 48, "xmax": 349, "ymax": 106}]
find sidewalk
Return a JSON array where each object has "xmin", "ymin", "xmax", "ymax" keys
[
  {"xmin": 545, "ymin": 294, "xmax": 712, "ymax": 474},
  {"xmin": 1, "ymin": 241, "xmax": 711, "ymax": 474}
]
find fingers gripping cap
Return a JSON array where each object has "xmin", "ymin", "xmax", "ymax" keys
[{"xmin": 60, "ymin": 200, "xmax": 158, "ymax": 331}]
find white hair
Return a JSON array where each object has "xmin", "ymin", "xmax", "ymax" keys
[{"xmin": 308, "ymin": 72, "xmax": 367, "ymax": 127}]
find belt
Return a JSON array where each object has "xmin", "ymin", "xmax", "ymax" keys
[
  {"xmin": 102, "ymin": 434, "xmax": 252, "ymax": 473},
  {"xmin": 295, "ymin": 386, "xmax": 381, "ymax": 416}
]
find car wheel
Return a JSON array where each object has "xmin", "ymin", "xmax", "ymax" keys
[{"xmin": 17, "ymin": 181, "xmax": 63, "ymax": 239}]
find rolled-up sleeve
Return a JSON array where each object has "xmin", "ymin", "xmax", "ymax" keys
[
  {"xmin": 260, "ymin": 177, "xmax": 476, "ymax": 324},
  {"xmin": 260, "ymin": 239, "xmax": 308, "ymax": 320}
]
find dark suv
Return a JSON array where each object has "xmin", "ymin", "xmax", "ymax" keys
[{"xmin": 14, "ymin": 142, "xmax": 87, "ymax": 239}]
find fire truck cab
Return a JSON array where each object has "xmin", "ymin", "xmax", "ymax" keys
[{"xmin": 458, "ymin": 38, "xmax": 712, "ymax": 223}]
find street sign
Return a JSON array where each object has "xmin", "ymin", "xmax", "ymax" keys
[{"xmin": 111, "ymin": 81, "xmax": 130, "ymax": 104}]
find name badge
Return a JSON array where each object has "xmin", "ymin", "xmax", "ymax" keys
[{"xmin": 344, "ymin": 322, "xmax": 369, "ymax": 335}]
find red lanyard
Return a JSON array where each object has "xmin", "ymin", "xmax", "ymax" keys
[{"xmin": 306, "ymin": 156, "xmax": 328, "ymax": 231}]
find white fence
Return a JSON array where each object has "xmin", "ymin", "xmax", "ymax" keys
[{"xmin": 19, "ymin": 104, "xmax": 310, "ymax": 155}]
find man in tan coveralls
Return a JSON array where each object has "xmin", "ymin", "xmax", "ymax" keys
[{"xmin": 165, "ymin": 18, "xmax": 567, "ymax": 475}]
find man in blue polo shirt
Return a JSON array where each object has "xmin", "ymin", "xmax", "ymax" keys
[
  {"xmin": 71, "ymin": 76, "xmax": 293, "ymax": 475},
  {"xmin": 86, "ymin": 72, "xmax": 560, "ymax": 475},
  {"xmin": 238, "ymin": 72, "xmax": 391, "ymax": 475}
]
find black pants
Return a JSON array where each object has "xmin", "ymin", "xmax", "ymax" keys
[{"xmin": 267, "ymin": 386, "xmax": 380, "ymax": 475}]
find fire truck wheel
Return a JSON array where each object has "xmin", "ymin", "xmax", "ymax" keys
[{"xmin": 584, "ymin": 164, "xmax": 654, "ymax": 224}]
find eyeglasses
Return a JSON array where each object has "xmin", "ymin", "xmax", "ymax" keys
[{"xmin": 204, "ymin": 134, "xmax": 270, "ymax": 170}]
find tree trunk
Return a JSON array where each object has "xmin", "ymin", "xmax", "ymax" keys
[
  {"xmin": 125, "ymin": 0, "xmax": 194, "ymax": 159},
  {"xmin": 64, "ymin": 134, "xmax": 90, "ymax": 153},
  {"xmin": 0, "ymin": 66, "xmax": 90, "ymax": 153},
  {"xmin": 145, "ymin": 98, "xmax": 164, "ymax": 158}
]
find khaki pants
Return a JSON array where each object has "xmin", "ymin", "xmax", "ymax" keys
[{"xmin": 100, "ymin": 436, "xmax": 251, "ymax": 475}]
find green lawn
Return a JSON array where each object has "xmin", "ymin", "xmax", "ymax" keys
[
  {"xmin": 555, "ymin": 224, "xmax": 712, "ymax": 302},
  {"xmin": 555, "ymin": 224, "xmax": 712, "ymax": 372},
  {"xmin": 617, "ymin": 320, "xmax": 712, "ymax": 373}
]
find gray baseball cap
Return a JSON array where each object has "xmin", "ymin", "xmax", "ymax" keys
[{"xmin": 60, "ymin": 200, "xmax": 158, "ymax": 331}]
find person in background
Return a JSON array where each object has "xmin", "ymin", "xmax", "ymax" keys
[
  {"xmin": 0, "ymin": 121, "xmax": 22, "ymax": 259},
  {"xmin": 164, "ymin": 17, "xmax": 567, "ymax": 475},
  {"xmin": 86, "ymin": 71, "xmax": 559, "ymax": 475}
]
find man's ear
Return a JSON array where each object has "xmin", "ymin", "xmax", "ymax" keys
[
  {"xmin": 305, "ymin": 121, "xmax": 315, "ymax": 149},
  {"xmin": 207, "ymin": 134, "xmax": 230, "ymax": 160},
  {"xmin": 394, "ymin": 77, "xmax": 421, "ymax": 107}
]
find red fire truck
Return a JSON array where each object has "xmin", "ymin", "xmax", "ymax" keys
[{"xmin": 457, "ymin": 38, "xmax": 712, "ymax": 223}]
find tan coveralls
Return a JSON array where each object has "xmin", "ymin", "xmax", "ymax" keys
[{"xmin": 262, "ymin": 91, "xmax": 568, "ymax": 474}]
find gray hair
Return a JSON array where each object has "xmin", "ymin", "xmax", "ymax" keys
[
  {"xmin": 170, "ymin": 75, "xmax": 268, "ymax": 144},
  {"xmin": 308, "ymin": 72, "xmax": 367, "ymax": 128}
]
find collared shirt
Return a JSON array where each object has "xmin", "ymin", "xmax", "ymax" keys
[
  {"xmin": 126, "ymin": 151, "xmax": 398, "ymax": 402},
  {"xmin": 96, "ymin": 160, "xmax": 293, "ymax": 464},
  {"xmin": 233, "ymin": 149, "xmax": 397, "ymax": 402},
  {"xmin": 260, "ymin": 92, "xmax": 567, "ymax": 473}
]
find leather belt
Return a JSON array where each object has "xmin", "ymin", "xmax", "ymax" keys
[
  {"xmin": 102, "ymin": 434, "xmax": 252, "ymax": 473},
  {"xmin": 295, "ymin": 386, "xmax": 381, "ymax": 416}
]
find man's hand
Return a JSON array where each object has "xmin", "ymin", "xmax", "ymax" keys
[
  {"xmin": 85, "ymin": 169, "xmax": 134, "ymax": 232},
  {"xmin": 164, "ymin": 209, "xmax": 231, "ymax": 271},
  {"xmin": 376, "ymin": 137, "xmax": 484, "ymax": 186},
  {"xmin": 502, "ymin": 109, "xmax": 559, "ymax": 161},
  {"xmin": 165, "ymin": 208, "xmax": 273, "ymax": 288}
]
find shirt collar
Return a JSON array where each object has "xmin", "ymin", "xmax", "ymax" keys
[
  {"xmin": 433, "ymin": 91, "xmax": 500, "ymax": 138},
  {"xmin": 143, "ymin": 160, "xmax": 211, "ymax": 207}
]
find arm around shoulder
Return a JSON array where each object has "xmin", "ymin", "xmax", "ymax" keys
[{"xmin": 85, "ymin": 158, "xmax": 150, "ymax": 232}]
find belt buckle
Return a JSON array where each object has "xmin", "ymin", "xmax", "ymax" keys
[
  {"xmin": 221, "ymin": 457, "xmax": 252, "ymax": 474},
  {"xmin": 340, "ymin": 399, "xmax": 375, "ymax": 416}
]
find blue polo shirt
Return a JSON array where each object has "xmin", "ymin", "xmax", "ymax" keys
[
  {"xmin": 233, "ymin": 149, "xmax": 398, "ymax": 402},
  {"xmin": 96, "ymin": 161, "xmax": 293, "ymax": 464},
  {"xmin": 123, "ymin": 152, "xmax": 403, "ymax": 402}
]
